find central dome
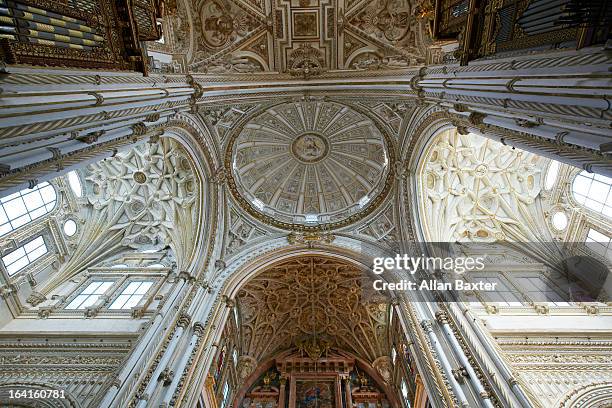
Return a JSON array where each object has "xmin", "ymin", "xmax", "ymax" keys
[{"xmin": 227, "ymin": 100, "xmax": 392, "ymax": 229}]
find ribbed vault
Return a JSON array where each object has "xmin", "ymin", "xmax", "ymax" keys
[{"xmin": 236, "ymin": 256, "xmax": 390, "ymax": 363}]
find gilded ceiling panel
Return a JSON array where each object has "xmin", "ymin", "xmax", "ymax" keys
[{"xmin": 237, "ymin": 256, "xmax": 390, "ymax": 362}]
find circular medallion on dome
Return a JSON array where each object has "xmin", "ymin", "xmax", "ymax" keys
[
  {"xmin": 291, "ymin": 133, "xmax": 329, "ymax": 163},
  {"xmin": 227, "ymin": 101, "xmax": 393, "ymax": 230}
]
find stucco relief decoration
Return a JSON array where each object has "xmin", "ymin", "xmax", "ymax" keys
[
  {"xmin": 372, "ymin": 356, "xmax": 393, "ymax": 383},
  {"xmin": 169, "ymin": 0, "xmax": 435, "ymax": 72},
  {"xmin": 236, "ymin": 257, "xmax": 389, "ymax": 362},
  {"xmin": 200, "ymin": 0, "xmax": 260, "ymax": 49},
  {"xmin": 191, "ymin": 0, "xmax": 264, "ymax": 72},
  {"xmin": 352, "ymin": 0, "xmax": 412, "ymax": 42},
  {"xmin": 86, "ymin": 139, "xmax": 199, "ymax": 255},
  {"xmin": 287, "ymin": 44, "xmax": 326, "ymax": 79},
  {"xmin": 237, "ymin": 355, "xmax": 257, "ymax": 381},
  {"xmin": 40, "ymin": 139, "xmax": 201, "ymax": 295},
  {"xmin": 417, "ymin": 129, "xmax": 545, "ymax": 242},
  {"xmin": 348, "ymin": 0, "xmax": 426, "ymax": 68}
]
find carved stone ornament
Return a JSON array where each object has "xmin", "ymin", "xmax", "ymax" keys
[
  {"xmin": 417, "ymin": 128, "xmax": 545, "ymax": 242},
  {"xmin": 372, "ymin": 356, "xmax": 393, "ymax": 384},
  {"xmin": 26, "ymin": 291, "xmax": 47, "ymax": 306},
  {"xmin": 85, "ymin": 138, "xmax": 200, "ymax": 256},
  {"xmin": 237, "ymin": 355, "xmax": 257, "ymax": 381},
  {"xmin": 227, "ymin": 100, "xmax": 393, "ymax": 230},
  {"xmin": 287, "ymin": 232, "xmax": 335, "ymax": 246},
  {"xmin": 287, "ymin": 44, "xmax": 325, "ymax": 79},
  {"xmin": 237, "ymin": 257, "xmax": 389, "ymax": 361},
  {"xmin": 177, "ymin": 0, "xmax": 439, "ymax": 73}
]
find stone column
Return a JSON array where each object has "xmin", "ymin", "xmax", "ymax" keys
[
  {"xmin": 419, "ymin": 319, "xmax": 470, "ymax": 408},
  {"xmin": 0, "ymin": 67, "xmax": 201, "ymax": 195},
  {"xmin": 343, "ymin": 377, "xmax": 352, "ymax": 408},
  {"xmin": 99, "ymin": 273, "xmax": 191, "ymax": 408},
  {"xmin": 289, "ymin": 376, "xmax": 297, "ymax": 408},
  {"xmin": 449, "ymin": 111, "xmax": 612, "ymax": 177},
  {"xmin": 161, "ymin": 322, "xmax": 206, "ymax": 405},
  {"xmin": 135, "ymin": 312, "xmax": 192, "ymax": 408},
  {"xmin": 278, "ymin": 377, "xmax": 287, "ymax": 408},
  {"xmin": 335, "ymin": 376, "xmax": 343, "ymax": 408},
  {"xmin": 414, "ymin": 48, "xmax": 612, "ymax": 174},
  {"xmin": 435, "ymin": 312, "xmax": 495, "ymax": 408},
  {"xmin": 416, "ymin": 49, "xmax": 611, "ymax": 129}
]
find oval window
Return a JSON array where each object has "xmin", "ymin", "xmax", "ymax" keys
[{"xmin": 63, "ymin": 219, "xmax": 77, "ymax": 236}]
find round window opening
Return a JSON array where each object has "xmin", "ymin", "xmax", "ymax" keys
[{"xmin": 63, "ymin": 219, "xmax": 77, "ymax": 236}]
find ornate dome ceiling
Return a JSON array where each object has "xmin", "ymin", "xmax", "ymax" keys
[{"xmin": 226, "ymin": 100, "xmax": 392, "ymax": 230}]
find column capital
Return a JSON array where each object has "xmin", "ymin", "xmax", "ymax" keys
[
  {"xmin": 177, "ymin": 312, "xmax": 192, "ymax": 328},
  {"xmin": 435, "ymin": 311, "xmax": 449, "ymax": 324}
]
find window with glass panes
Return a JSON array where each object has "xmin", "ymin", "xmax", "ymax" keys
[
  {"xmin": 514, "ymin": 275, "xmax": 569, "ymax": 306},
  {"xmin": 2, "ymin": 236, "xmax": 48, "ymax": 276},
  {"xmin": 572, "ymin": 171, "xmax": 612, "ymax": 218},
  {"xmin": 66, "ymin": 281, "xmax": 114, "ymax": 309},
  {"xmin": 470, "ymin": 275, "xmax": 523, "ymax": 306},
  {"xmin": 109, "ymin": 281, "xmax": 153, "ymax": 310},
  {"xmin": 586, "ymin": 228, "xmax": 612, "ymax": 262},
  {"xmin": 0, "ymin": 183, "xmax": 56, "ymax": 236}
]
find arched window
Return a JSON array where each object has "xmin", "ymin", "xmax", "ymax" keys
[
  {"xmin": 0, "ymin": 182, "xmax": 57, "ymax": 236},
  {"xmin": 572, "ymin": 171, "xmax": 612, "ymax": 218}
]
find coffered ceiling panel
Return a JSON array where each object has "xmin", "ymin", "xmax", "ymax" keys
[{"xmin": 173, "ymin": 0, "xmax": 435, "ymax": 74}]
